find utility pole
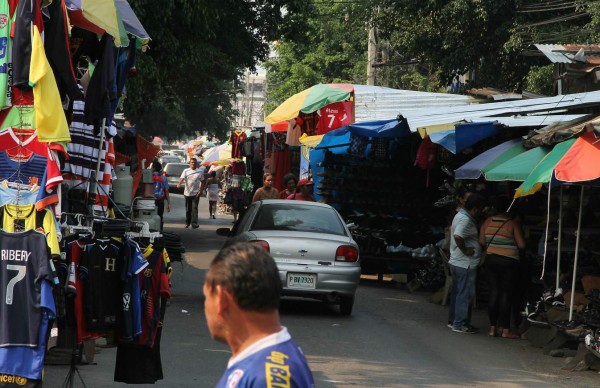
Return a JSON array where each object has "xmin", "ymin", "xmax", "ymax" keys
[{"xmin": 367, "ymin": 24, "xmax": 376, "ymax": 85}]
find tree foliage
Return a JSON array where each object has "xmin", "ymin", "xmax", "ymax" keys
[
  {"xmin": 124, "ymin": 0, "xmax": 311, "ymax": 140},
  {"xmin": 265, "ymin": 0, "xmax": 600, "ymax": 110}
]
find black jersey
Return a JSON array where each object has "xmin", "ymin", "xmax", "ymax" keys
[
  {"xmin": 0, "ymin": 229, "xmax": 53, "ymax": 347},
  {"xmin": 79, "ymin": 238, "xmax": 123, "ymax": 332}
]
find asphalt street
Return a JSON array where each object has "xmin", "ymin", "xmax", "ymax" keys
[{"xmin": 42, "ymin": 193, "xmax": 600, "ymax": 387}]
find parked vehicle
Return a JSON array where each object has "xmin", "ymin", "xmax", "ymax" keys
[
  {"xmin": 216, "ymin": 200, "xmax": 361, "ymax": 315},
  {"xmin": 163, "ymin": 163, "xmax": 188, "ymax": 192},
  {"xmin": 159, "ymin": 155, "xmax": 182, "ymax": 166}
]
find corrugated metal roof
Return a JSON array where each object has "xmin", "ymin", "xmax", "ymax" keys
[
  {"xmin": 353, "ymin": 85, "xmax": 475, "ymax": 123},
  {"xmin": 535, "ymin": 44, "xmax": 600, "ymax": 64},
  {"xmin": 402, "ymin": 89, "xmax": 600, "ymax": 131},
  {"xmin": 470, "ymin": 114, "xmax": 591, "ymax": 127}
]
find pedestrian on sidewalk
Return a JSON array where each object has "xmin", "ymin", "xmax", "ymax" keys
[
  {"xmin": 449, "ymin": 192, "xmax": 485, "ymax": 334},
  {"xmin": 177, "ymin": 158, "xmax": 204, "ymax": 228},
  {"xmin": 251, "ymin": 173, "xmax": 279, "ymax": 202},
  {"xmin": 203, "ymin": 243, "xmax": 315, "ymax": 387},
  {"xmin": 205, "ymin": 171, "xmax": 222, "ymax": 219},
  {"xmin": 151, "ymin": 160, "xmax": 170, "ymax": 231}
]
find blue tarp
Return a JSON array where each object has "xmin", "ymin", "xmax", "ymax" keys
[
  {"xmin": 315, "ymin": 118, "xmax": 411, "ymax": 150},
  {"xmin": 429, "ymin": 122, "xmax": 500, "ymax": 154}
]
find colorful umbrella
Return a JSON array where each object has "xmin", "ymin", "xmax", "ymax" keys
[
  {"xmin": 484, "ymin": 146, "xmax": 550, "ymax": 181},
  {"xmin": 514, "ymin": 138, "xmax": 577, "ymax": 198},
  {"xmin": 202, "ymin": 144, "xmax": 232, "ymax": 166},
  {"xmin": 454, "ymin": 138, "xmax": 525, "ymax": 180},
  {"xmin": 264, "ymin": 84, "xmax": 351, "ymax": 124},
  {"xmin": 65, "ymin": 0, "xmax": 150, "ymax": 46}
]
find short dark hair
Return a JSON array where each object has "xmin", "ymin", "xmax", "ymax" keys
[
  {"xmin": 152, "ymin": 160, "xmax": 162, "ymax": 172},
  {"xmin": 211, "ymin": 171, "xmax": 216, "ymax": 177},
  {"xmin": 464, "ymin": 192, "xmax": 486, "ymax": 211},
  {"xmin": 206, "ymin": 243, "xmax": 281, "ymax": 311},
  {"xmin": 282, "ymin": 173, "xmax": 297, "ymax": 186}
]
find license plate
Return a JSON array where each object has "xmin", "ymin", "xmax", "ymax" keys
[{"xmin": 287, "ymin": 273, "xmax": 316, "ymax": 289}]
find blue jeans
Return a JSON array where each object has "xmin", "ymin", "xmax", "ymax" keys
[{"xmin": 450, "ymin": 264, "xmax": 477, "ymax": 329}]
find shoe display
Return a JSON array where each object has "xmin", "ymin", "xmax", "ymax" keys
[{"xmin": 434, "ymin": 195, "xmax": 455, "ymax": 207}]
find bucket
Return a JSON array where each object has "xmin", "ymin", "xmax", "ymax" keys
[{"xmin": 113, "ymin": 165, "xmax": 133, "ymax": 207}]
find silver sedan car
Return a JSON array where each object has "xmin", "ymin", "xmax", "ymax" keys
[{"xmin": 217, "ymin": 200, "xmax": 361, "ymax": 315}]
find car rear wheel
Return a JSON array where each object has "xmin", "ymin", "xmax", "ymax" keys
[{"xmin": 339, "ymin": 296, "xmax": 354, "ymax": 316}]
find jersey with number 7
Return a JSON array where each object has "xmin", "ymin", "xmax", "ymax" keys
[{"xmin": 0, "ymin": 229, "xmax": 54, "ymax": 347}]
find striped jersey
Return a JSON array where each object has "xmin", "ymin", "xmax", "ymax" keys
[{"xmin": 483, "ymin": 216, "xmax": 519, "ymax": 260}]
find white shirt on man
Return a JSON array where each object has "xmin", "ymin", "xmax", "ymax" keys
[{"xmin": 180, "ymin": 167, "xmax": 204, "ymax": 196}]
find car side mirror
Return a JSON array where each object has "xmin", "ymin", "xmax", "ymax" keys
[{"xmin": 216, "ymin": 227, "xmax": 231, "ymax": 237}]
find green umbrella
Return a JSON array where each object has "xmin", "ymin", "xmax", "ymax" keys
[
  {"xmin": 514, "ymin": 138, "xmax": 576, "ymax": 198},
  {"xmin": 484, "ymin": 146, "xmax": 551, "ymax": 181}
]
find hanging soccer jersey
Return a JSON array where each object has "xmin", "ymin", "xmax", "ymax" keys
[
  {"xmin": 0, "ymin": 229, "xmax": 54, "ymax": 347},
  {"xmin": 0, "ymin": 1, "xmax": 12, "ymax": 108},
  {"xmin": 317, "ymin": 101, "xmax": 352, "ymax": 135}
]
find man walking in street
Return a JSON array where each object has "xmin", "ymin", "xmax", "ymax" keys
[
  {"xmin": 203, "ymin": 243, "xmax": 314, "ymax": 387},
  {"xmin": 177, "ymin": 158, "xmax": 204, "ymax": 228},
  {"xmin": 449, "ymin": 193, "xmax": 485, "ymax": 334}
]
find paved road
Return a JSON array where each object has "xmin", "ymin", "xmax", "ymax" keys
[{"xmin": 43, "ymin": 193, "xmax": 600, "ymax": 387}]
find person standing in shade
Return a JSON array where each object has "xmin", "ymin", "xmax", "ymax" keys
[
  {"xmin": 203, "ymin": 243, "xmax": 315, "ymax": 388},
  {"xmin": 480, "ymin": 196, "xmax": 526, "ymax": 339},
  {"xmin": 205, "ymin": 171, "xmax": 222, "ymax": 219},
  {"xmin": 251, "ymin": 173, "xmax": 279, "ymax": 203},
  {"xmin": 151, "ymin": 160, "xmax": 170, "ymax": 231},
  {"xmin": 449, "ymin": 193, "xmax": 486, "ymax": 334},
  {"xmin": 177, "ymin": 158, "xmax": 204, "ymax": 228},
  {"xmin": 279, "ymin": 173, "xmax": 298, "ymax": 199},
  {"xmin": 287, "ymin": 178, "xmax": 315, "ymax": 201}
]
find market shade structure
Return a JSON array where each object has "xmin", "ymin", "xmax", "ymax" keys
[
  {"xmin": 314, "ymin": 118, "xmax": 411, "ymax": 150},
  {"xmin": 428, "ymin": 122, "xmax": 500, "ymax": 154},
  {"xmin": 65, "ymin": 0, "xmax": 150, "ymax": 46},
  {"xmin": 264, "ymin": 84, "xmax": 351, "ymax": 124},
  {"xmin": 454, "ymin": 138, "xmax": 524, "ymax": 180},
  {"xmin": 484, "ymin": 146, "xmax": 551, "ymax": 181},
  {"xmin": 202, "ymin": 144, "xmax": 232, "ymax": 166},
  {"xmin": 514, "ymin": 138, "xmax": 578, "ymax": 198}
]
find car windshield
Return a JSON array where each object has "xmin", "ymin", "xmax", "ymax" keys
[
  {"xmin": 165, "ymin": 164, "xmax": 187, "ymax": 176},
  {"xmin": 251, "ymin": 203, "xmax": 346, "ymax": 236}
]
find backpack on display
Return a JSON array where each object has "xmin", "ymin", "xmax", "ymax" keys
[{"xmin": 153, "ymin": 175, "xmax": 165, "ymax": 200}]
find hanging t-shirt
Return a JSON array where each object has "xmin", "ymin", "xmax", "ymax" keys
[
  {"xmin": 0, "ymin": 0, "xmax": 11, "ymax": 108},
  {"xmin": 139, "ymin": 246, "xmax": 170, "ymax": 348},
  {"xmin": 0, "ymin": 204, "xmax": 60, "ymax": 257},
  {"xmin": 317, "ymin": 101, "xmax": 352, "ymax": 135},
  {"xmin": 120, "ymin": 240, "xmax": 148, "ymax": 342},
  {"xmin": 229, "ymin": 130, "xmax": 246, "ymax": 159},
  {"xmin": 79, "ymin": 238, "xmax": 124, "ymax": 332},
  {"xmin": 0, "ymin": 230, "xmax": 54, "ymax": 348}
]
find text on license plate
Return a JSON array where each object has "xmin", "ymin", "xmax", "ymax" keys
[{"xmin": 287, "ymin": 273, "xmax": 316, "ymax": 289}]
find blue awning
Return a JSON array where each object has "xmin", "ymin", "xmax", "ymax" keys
[
  {"xmin": 429, "ymin": 122, "xmax": 500, "ymax": 154},
  {"xmin": 315, "ymin": 118, "xmax": 410, "ymax": 150}
]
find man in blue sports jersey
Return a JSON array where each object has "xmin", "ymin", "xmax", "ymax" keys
[{"xmin": 203, "ymin": 243, "xmax": 314, "ymax": 388}]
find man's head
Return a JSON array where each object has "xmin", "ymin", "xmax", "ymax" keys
[
  {"xmin": 464, "ymin": 192, "xmax": 486, "ymax": 217},
  {"xmin": 189, "ymin": 158, "xmax": 198, "ymax": 169},
  {"xmin": 203, "ymin": 243, "xmax": 282, "ymax": 342}
]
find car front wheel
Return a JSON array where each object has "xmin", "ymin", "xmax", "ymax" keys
[{"xmin": 339, "ymin": 296, "xmax": 354, "ymax": 316}]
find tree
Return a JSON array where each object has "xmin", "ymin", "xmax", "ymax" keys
[
  {"xmin": 123, "ymin": 0, "xmax": 312, "ymax": 140},
  {"xmin": 263, "ymin": 0, "xmax": 369, "ymax": 114}
]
